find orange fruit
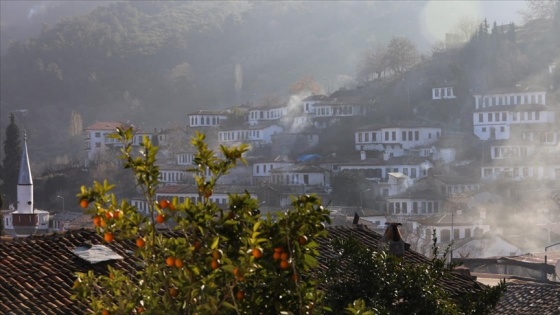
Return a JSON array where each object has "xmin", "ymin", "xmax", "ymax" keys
[
  {"xmin": 104, "ymin": 232, "xmax": 114, "ymax": 243},
  {"xmin": 136, "ymin": 238, "xmax": 145, "ymax": 248},
  {"xmin": 280, "ymin": 252, "xmax": 289, "ymax": 261},
  {"xmin": 252, "ymin": 248, "xmax": 263, "ymax": 259},
  {"xmin": 113, "ymin": 210, "xmax": 121, "ymax": 220},
  {"xmin": 105, "ymin": 212, "xmax": 113, "ymax": 220},
  {"xmin": 166, "ymin": 256, "xmax": 176, "ymax": 267},
  {"xmin": 211, "ymin": 259, "xmax": 220, "ymax": 270},
  {"xmin": 159, "ymin": 199, "xmax": 169, "ymax": 209},
  {"xmin": 273, "ymin": 252, "xmax": 281, "ymax": 260},
  {"xmin": 156, "ymin": 214, "xmax": 165, "ymax": 224},
  {"xmin": 102, "ymin": 310, "xmax": 110, "ymax": 315},
  {"xmin": 298, "ymin": 235, "xmax": 308, "ymax": 245},
  {"xmin": 169, "ymin": 287, "xmax": 178, "ymax": 297},
  {"xmin": 80, "ymin": 199, "xmax": 89, "ymax": 209},
  {"xmin": 93, "ymin": 216, "xmax": 102, "ymax": 227},
  {"xmin": 280, "ymin": 260, "xmax": 290, "ymax": 269},
  {"xmin": 137, "ymin": 307, "xmax": 144, "ymax": 313},
  {"xmin": 193, "ymin": 241, "xmax": 201, "ymax": 251},
  {"xmin": 168, "ymin": 203, "xmax": 176, "ymax": 211},
  {"xmin": 212, "ymin": 250, "xmax": 222, "ymax": 259},
  {"xmin": 100, "ymin": 219, "xmax": 107, "ymax": 228},
  {"xmin": 274, "ymin": 247, "xmax": 283, "ymax": 253},
  {"xmin": 291, "ymin": 273, "xmax": 299, "ymax": 282},
  {"xmin": 175, "ymin": 259, "xmax": 184, "ymax": 268},
  {"xmin": 236, "ymin": 290, "xmax": 245, "ymax": 300}
]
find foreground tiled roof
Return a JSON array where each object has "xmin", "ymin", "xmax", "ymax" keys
[
  {"xmin": 0, "ymin": 230, "xmax": 139, "ymax": 315},
  {"xmin": 0, "ymin": 226, "xmax": 485, "ymax": 314},
  {"xmin": 492, "ymin": 282, "xmax": 560, "ymax": 315},
  {"xmin": 317, "ymin": 225, "xmax": 486, "ymax": 297}
]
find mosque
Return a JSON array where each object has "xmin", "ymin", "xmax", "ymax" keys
[{"xmin": 3, "ymin": 132, "xmax": 50, "ymax": 237}]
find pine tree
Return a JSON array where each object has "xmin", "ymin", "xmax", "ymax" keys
[{"xmin": 2, "ymin": 114, "xmax": 22, "ymax": 206}]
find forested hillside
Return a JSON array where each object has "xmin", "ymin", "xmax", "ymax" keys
[{"xmin": 0, "ymin": 1, "xmax": 428, "ymax": 163}]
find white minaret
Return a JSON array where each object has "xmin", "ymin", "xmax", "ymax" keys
[{"xmin": 16, "ymin": 131, "xmax": 33, "ymax": 213}]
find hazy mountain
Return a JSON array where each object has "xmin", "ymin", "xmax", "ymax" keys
[{"xmin": 0, "ymin": 1, "xmax": 529, "ymax": 164}]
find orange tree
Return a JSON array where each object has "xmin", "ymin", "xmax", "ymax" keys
[{"xmin": 72, "ymin": 128, "xmax": 331, "ymax": 314}]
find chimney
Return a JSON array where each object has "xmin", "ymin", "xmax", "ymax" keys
[
  {"xmin": 353, "ymin": 212, "xmax": 360, "ymax": 225},
  {"xmin": 383, "ymin": 151, "xmax": 390, "ymax": 161},
  {"xmin": 379, "ymin": 222, "xmax": 406, "ymax": 257},
  {"xmin": 360, "ymin": 151, "xmax": 366, "ymax": 161}
]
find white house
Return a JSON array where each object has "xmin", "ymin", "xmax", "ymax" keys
[
  {"xmin": 302, "ymin": 94, "xmax": 330, "ymax": 114},
  {"xmin": 248, "ymin": 104, "xmax": 287, "ymax": 125},
  {"xmin": 84, "ymin": 121, "xmax": 153, "ymax": 165},
  {"xmin": 432, "ymin": 87, "xmax": 456, "ymax": 100},
  {"xmin": 386, "ymin": 189, "xmax": 443, "ymax": 216},
  {"xmin": 270, "ymin": 164, "xmax": 329, "ymax": 187},
  {"xmin": 472, "ymin": 90, "xmax": 554, "ymax": 141},
  {"xmin": 335, "ymin": 154, "xmax": 434, "ymax": 184},
  {"xmin": 410, "ymin": 210, "xmax": 491, "ymax": 244},
  {"xmin": 355, "ymin": 125, "xmax": 442, "ymax": 156},
  {"xmin": 252, "ymin": 158, "xmax": 294, "ymax": 185},
  {"xmin": 188, "ymin": 110, "xmax": 228, "ymax": 128},
  {"xmin": 130, "ymin": 185, "xmax": 258, "ymax": 214},
  {"xmin": 218, "ymin": 124, "xmax": 283, "ymax": 147}
]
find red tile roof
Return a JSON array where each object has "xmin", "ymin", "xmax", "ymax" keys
[
  {"xmin": 84, "ymin": 121, "xmax": 127, "ymax": 131},
  {"xmin": 0, "ymin": 230, "xmax": 139, "ymax": 315},
  {"xmin": 493, "ymin": 281, "xmax": 560, "ymax": 314},
  {"xmin": 0, "ymin": 226, "xmax": 486, "ymax": 314}
]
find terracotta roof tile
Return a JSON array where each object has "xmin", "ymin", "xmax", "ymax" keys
[
  {"xmin": 493, "ymin": 282, "xmax": 560, "ymax": 314},
  {"xmin": 1, "ymin": 226, "xmax": 485, "ymax": 314}
]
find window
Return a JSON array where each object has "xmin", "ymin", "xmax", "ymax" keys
[
  {"xmin": 488, "ymin": 113, "xmax": 493, "ymax": 122},
  {"xmin": 385, "ymin": 132, "xmax": 389, "ymax": 141},
  {"xmin": 95, "ymin": 132, "xmax": 101, "ymax": 138},
  {"xmin": 441, "ymin": 230, "xmax": 451, "ymax": 242},
  {"xmin": 421, "ymin": 202, "xmax": 426, "ymax": 213},
  {"xmin": 454, "ymin": 229, "xmax": 460, "ymax": 240},
  {"xmin": 482, "ymin": 127, "xmax": 486, "ymax": 132},
  {"xmin": 428, "ymin": 202, "xmax": 433, "ymax": 213},
  {"xmin": 465, "ymin": 229, "xmax": 471, "ymax": 238},
  {"xmin": 510, "ymin": 96, "xmax": 514, "ymax": 104},
  {"xmin": 358, "ymin": 133, "xmax": 363, "ymax": 142},
  {"xmin": 383, "ymin": 189, "xmax": 389, "ymax": 197},
  {"xmin": 500, "ymin": 126, "xmax": 505, "ymax": 132},
  {"xmin": 389, "ymin": 202, "xmax": 394, "ymax": 212},
  {"xmin": 372, "ymin": 133, "xmax": 377, "ymax": 141},
  {"xmin": 402, "ymin": 131, "xmax": 407, "ymax": 141},
  {"xmin": 502, "ymin": 112, "xmax": 507, "ymax": 121},
  {"xmin": 256, "ymin": 165, "xmax": 260, "ymax": 174},
  {"xmin": 434, "ymin": 202, "xmax": 439, "ymax": 213},
  {"xmin": 415, "ymin": 131, "xmax": 419, "ymax": 141},
  {"xmin": 403, "ymin": 168, "xmax": 408, "ymax": 176},
  {"xmin": 435, "ymin": 89, "xmax": 440, "ymax": 97},
  {"xmin": 479, "ymin": 113, "xmax": 483, "ymax": 122},
  {"xmin": 365, "ymin": 133, "xmax": 369, "ymax": 142},
  {"xmin": 392, "ymin": 131, "xmax": 396, "ymax": 141},
  {"xmin": 520, "ymin": 112, "xmax": 525, "ymax": 121},
  {"xmin": 535, "ymin": 111, "xmax": 540, "ymax": 120},
  {"xmin": 494, "ymin": 147, "xmax": 500, "ymax": 157},
  {"xmin": 413, "ymin": 202, "xmax": 418, "ymax": 213},
  {"xmin": 538, "ymin": 94, "xmax": 543, "ymax": 104},
  {"xmin": 263, "ymin": 165, "xmax": 267, "ymax": 173},
  {"xmin": 411, "ymin": 168, "xmax": 417, "ymax": 178},
  {"xmin": 513, "ymin": 112, "xmax": 517, "ymax": 121},
  {"xmin": 402, "ymin": 202, "xmax": 408, "ymax": 214}
]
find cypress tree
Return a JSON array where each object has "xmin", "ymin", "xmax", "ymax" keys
[{"xmin": 2, "ymin": 114, "xmax": 22, "ymax": 206}]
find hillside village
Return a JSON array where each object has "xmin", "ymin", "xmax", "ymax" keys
[
  {"xmin": 2, "ymin": 2, "xmax": 560, "ymax": 313},
  {"xmin": 59, "ymin": 59, "xmax": 559, "ymax": 266}
]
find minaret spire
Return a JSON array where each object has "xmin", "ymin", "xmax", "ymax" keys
[{"xmin": 17, "ymin": 129, "xmax": 33, "ymax": 212}]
